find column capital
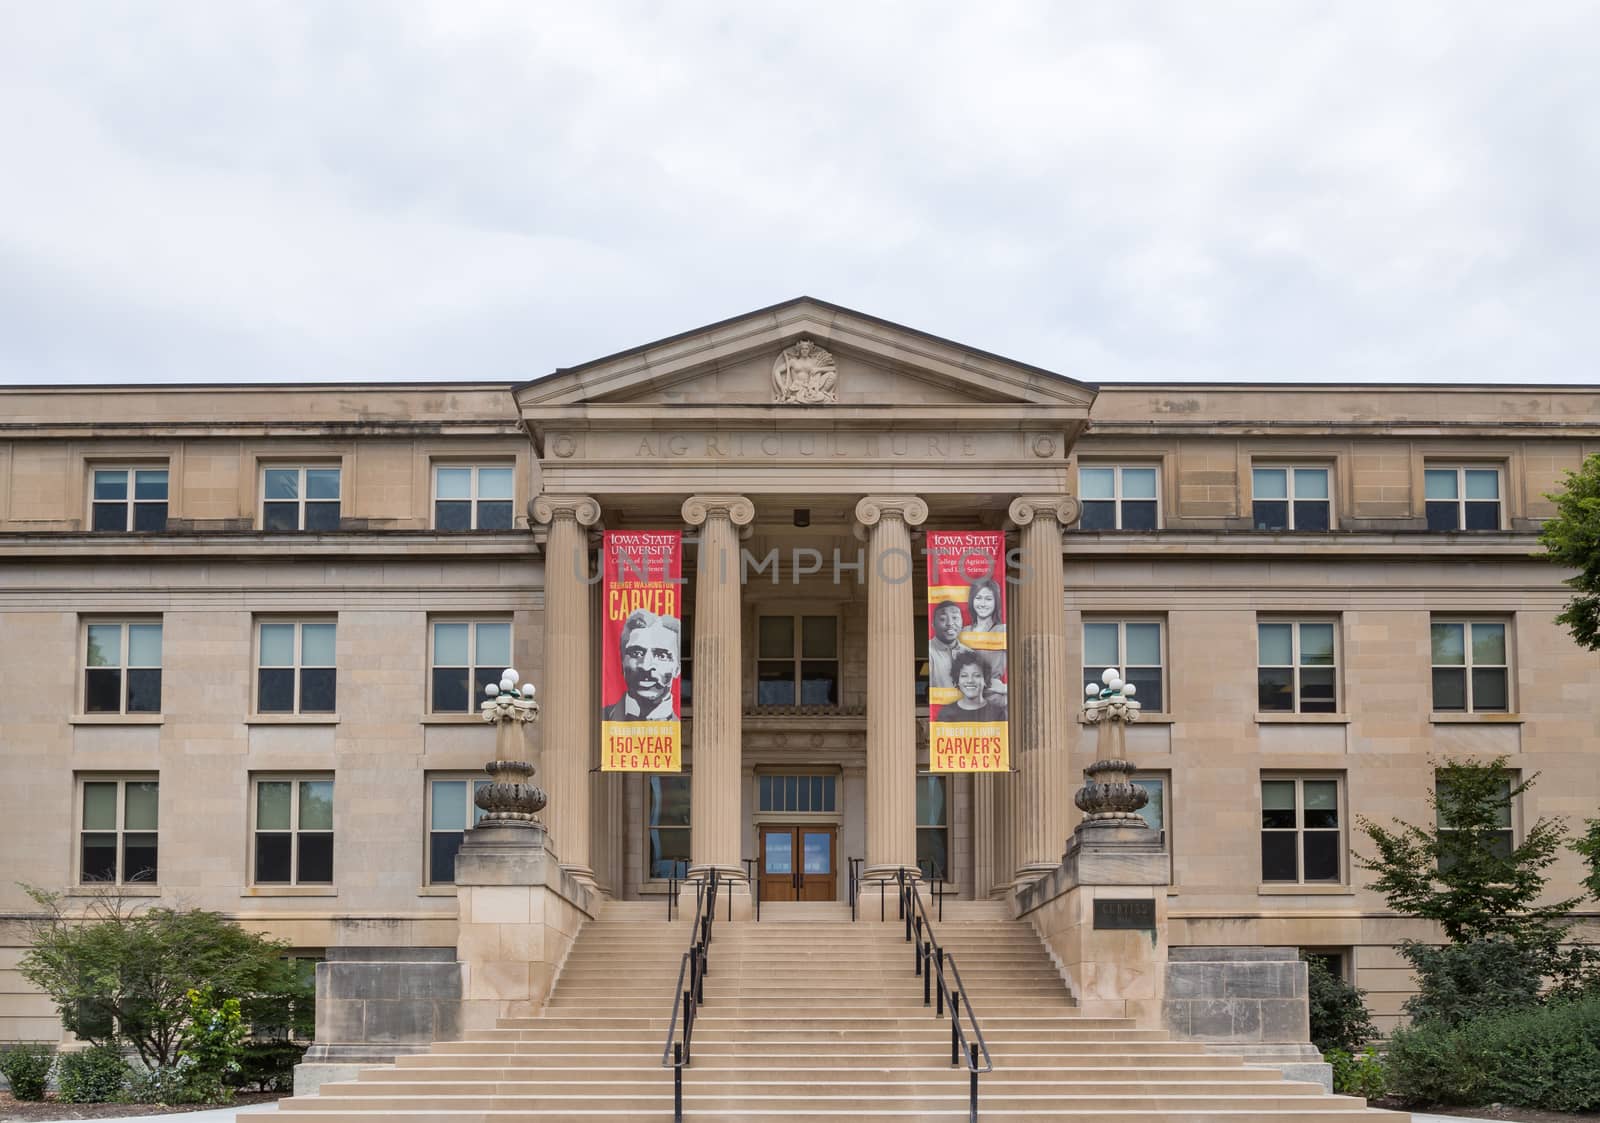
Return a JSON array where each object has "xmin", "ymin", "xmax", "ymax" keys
[
  {"xmin": 530, "ymin": 494, "xmax": 601, "ymax": 527},
  {"xmin": 1007, "ymin": 494, "xmax": 1081, "ymax": 529},
  {"xmin": 680, "ymin": 494, "xmax": 755, "ymax": 527},
  {"xmin": 854, "ymin": 495, "xmax": 929, "ymax": 528}
]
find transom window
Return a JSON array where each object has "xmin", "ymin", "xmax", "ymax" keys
[
  {"xmin": 430, "ymin": 619, "xmax": 511, "ymax": 712},
  {"xmin": 1430, "ymin": 620, "xmax": 1510, "ymax": 713},
  {"xmin": 916, "ymin": 774, "xmax": 948, "ymax": 882},
  {"xmin": 253, "ymin": 777, "xmax": 334, "ymax": 885},
  {"xmin": 1079, "ymin": 465, "xmax": 1159, "ymax": 531},
  {"xmin": 648, "ymin": 775, "xmax": 690, "ymax": 879},
  {"xmin": 1425, "ymin": 466, "xmax": 1502, "ymax": 531},
  {"xmin": 79, "ymin": 777, "xmax": 158, "ymax": 884},
  {"xmin": 757, "ymin": 615, "xmax": 838, "ymax": 706},
  {"xmin": 257, "ymin": 620, "xmax": 337, "ymax": 714},
  {"xmin": 1261, "ymin": 776, "xmax": 1342, "ymax": 884},
  {"xmin": 262, "ymin": 466, "xmax": 341, "ymax": 532},
  {"xmin": 1083, "ymin": 619, "xmax": 1164, "ymax": 711},
  {"xmin": 1257, "ymin": 620, "xmax": 1338, "ymax": 713},
  {"xmin": 84, "ymin": 620, "xmax": 163, "ymax": 715},
  {"xmin": 426, "ymin": 776, "xmax": 490, "ymax": 885},
  {"xmin": 91, "ymin": 468, "xmax": 168, "ymax": 532},
  {"xmin": 759, "ymin": 774, "xmax": 837, "ymax": 814},
  {"xmin": 433, "ymin": 465, "xmax": 515, "ymax": 531},
  {"xmin": 1252, "ymin": 466, "xmax": 1331, "ymax": 532}
]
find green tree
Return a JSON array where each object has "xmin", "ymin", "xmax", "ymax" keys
[
  {"xmin": 17, "ymin": 887, "xmax": 313, "ymax": 1070},
  {"xmin": 1539, "ymin": 452, "xmax": 1600, "ymax": 651},
  {"xmin": 1573, "ymin": 817, "xmax": 1600, "ymax": 902}
]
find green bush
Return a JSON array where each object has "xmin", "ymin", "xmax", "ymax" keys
[
  {"xmin": 55, "ymin": 1043, "xmax": 130, "ymax": 1103},
  {"xmin": 231, "ymin": 1040, "xmax": 308, "ymax": 1093},
  {"xmin": 1326, "ymin": 1045, "xmax": 1388, "ymax": 1100},
  {"xmin": 176, "ymin": 988, "xmax": 245, "ymax": 1103},
  {"xmin": 1400, "ymin": 937, "xmax": 1545, "ymax": 1027},
  {"xmin": 1304, "ymin": 955, "xmax": 1377, "ymax": 1052},
  {"xmin": 0, "ymin": 1042, "xmax": 55, "ymax": 1101},
  {"xmin": 1388, "ymin": 996, "xmax": 1600, "ymax": 1111}
]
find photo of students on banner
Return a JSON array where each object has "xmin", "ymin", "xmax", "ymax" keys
[
  {"xmin": 601, "ymin": 531, "xmax": 682, "ymax": 772},
  {"xmin": 926, "ymin": 530, "xmax": 1009, "ymax": 772}
]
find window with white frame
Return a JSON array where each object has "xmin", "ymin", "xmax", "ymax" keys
[
  {"xmin": 1261, "ymin": 775, "xmax": 1343, "ymax": 884},
  {"xmin": 1430, "ymin": 619, "xmax": 1510, "ymax": 713},
  {"xmin": 1079, "ymin": 464, "xmax": 1159, "ymax": 531},
  {"xmin": 1424, "ymin": 465, "xmax": 1502, "ymax": 531},
  {"xmin": 430, "ymin": 619, "xmax": 511, "ymax": 713},
  {"xmin": 90, "ymin": 467, "xmax": 168, "ymax": 532},
  {"xmin": 1252, "ymin": 466, "xmax": 1331, "ymax": 532},
  {"xmin": 78, "ymin": 777, "xmax": 158, "ymax": 884},
  {"xmin": 1083, "ymin": 619, "xmax": 1164, "ymax": 711},
  {"xmin": 916, "ymin": 774, "xmax": 949, "ymax": 882},
  {"xmin": 756, "ymin": 615, "xmax": 838, "ymax": 706},
  {"xmin": 256, "ymin": 620, "xmax": 337, "ymax": 714},
  {"xmin": 83, "ymin": 620, "xmax": 163, "ymax": 715},
  {"xmin": 647, "ymin": 774, "xmax": 690, "ymax": 879},
  {"xmin": 1257, "ymin": 620, "xmax": 1338, "ymax": 713},
  {"xmin": 253, "ymin": 776, "xmax": 334, "ymax": 885},
  {"xmin": 433, "ymin": 465, "xmax": 515, "ymax": 531},
  {"xmin": 262, "ymin": 465, "xmax": 341, "ymax": 531},
  {"xmin": 426, "ymin": 775, "xmax": 490, "ymax": 885}
]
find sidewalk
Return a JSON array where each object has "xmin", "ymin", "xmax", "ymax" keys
[{"xmin": 25, "ymin": 1107, "xmax": 278, "ymax": 1123}]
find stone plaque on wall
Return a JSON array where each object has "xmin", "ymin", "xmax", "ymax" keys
[{"xmin": 1093, "ymin": 897, "xmax": 1156, "ymax": 931}]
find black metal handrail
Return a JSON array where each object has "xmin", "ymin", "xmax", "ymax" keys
[
  {"xmin": 742, "ymin": 857, "xmax": 761, "ymax": 922},
  {"xmin": 896, "ymin": 867, "xmax": 993, "ymax": 1121},
  {"xmin": 847, "ymin": 856, "xmax": 863, "ymax": 921},
  {"xmin": 665, "ymin": 859, "xmax": 689, "ymax": 920},
  {"xmin": 662, "ymin": 869, "xmax": 720, "ymax": 1123}
]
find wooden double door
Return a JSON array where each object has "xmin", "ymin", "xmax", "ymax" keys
[{"xmin": 758, "ymin": 824, "xmax": 837, "ymax": 902}]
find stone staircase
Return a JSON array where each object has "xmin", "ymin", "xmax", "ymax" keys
[{"xmin": 246, "ymin": 896, "xmax": 1406, "ymax": 1121}]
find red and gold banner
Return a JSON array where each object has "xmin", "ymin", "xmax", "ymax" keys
[
  {"xmin": 926, "ymin": 531, "xmax": 1009, "ymax": 772},
  {"xmin": 601, "ymin": 531, "xmax": 682, "ymax": 772}
]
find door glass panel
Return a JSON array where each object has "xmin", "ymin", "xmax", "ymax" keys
[
  {"xmin": 764, "ymin": 831, "xmax": 792, "ymax": 874},
  {"xmin": 803, "ymin": 832, "xmax": 831, "ymax": 874}
]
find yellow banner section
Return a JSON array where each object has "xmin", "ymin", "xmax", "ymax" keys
[
  {"xmin": 929, "ymin": 685, "xmax": 961, "ymax": 707},
  {"xmin": 930, "ymin": 721, "xmax": 1009, "ymax": 773},
  {"xmin": 602, "ymin": 720, "xmax": 680, "ymax": 772},
  {"xmin": 927, "ymin": 583, "xmax": 973, "ymax": 604},
  {"xmin": 958, "ymin": 630, "xmax": 1006, "ymax": 651}
]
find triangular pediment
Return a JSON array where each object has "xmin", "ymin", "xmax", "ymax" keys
[{"xmin": 515, "ymin": 298, "xmax": 1096, "ymax": 411}]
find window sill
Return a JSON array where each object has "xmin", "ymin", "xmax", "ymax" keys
[
  {"xmin": 240, "ymin": 886, "xmax": 337, "ymax": 897},
  {"xmin": 69, "ymin": 714, "xmax": 164, "ymax": 726},
  {"xmin": 416, "ymin": 885, "xmax": 458, "ymax": 896},
  {"xmin": 1430, "ymin": 712, "xmax": 1522, "ymax": 724},
  {"xmin": 419, "ymin": 714, "xmax": 488, "ymax": 726},
  {"xmin": 1078, "ymin": 715, "xmax": 1174, "ymax": 725},
  {"xmin": 1258, "ymin": 884, "xmax": 1354, "ymax": 896},
  {"xmin": 245, "ymin": 715, "xmax": 340, "ymax": 726},
  {"xmin": 68, "ymin": 885, "xmax": 160, "ymax": 897},
  {"xmin": 1255, "ymin": 714, "xmax": 1350, "ymax": 725}
]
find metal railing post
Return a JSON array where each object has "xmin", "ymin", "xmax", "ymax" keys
[
  {"xmin": 969, "ymin": 1043, "xmax": 979, "ymax": 1122},
  {"xmin": 936, "ymin": 948, "xmax": 945, "ymax": 1017},
  {"xmin": 673, "ymin": 1043, "xmax": 682, "ymax": 1121}
]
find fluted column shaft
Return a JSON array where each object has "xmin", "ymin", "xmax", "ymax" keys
[
  {"xmin": 532, "ymin": 495, "xmax": 601, "ymax": 883},
  {"xmin": 1009, "ymin": 496, "xmax": 1080, "ymax": 883},
  {"xmin": 857, "ymin": 495, "xmax": 928, "ymax": 882},
  {"xmin": 682, "ymin": 495, "xmax": 754, "ymax": 880}
]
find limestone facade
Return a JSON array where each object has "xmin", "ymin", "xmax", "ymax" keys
[{"xmin": 1, "ymin": 299, "xmax": 1598, "ymax": 1037}]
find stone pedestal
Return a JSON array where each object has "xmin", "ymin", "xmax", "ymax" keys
[
  {"xmin": 1013, "ymin": 822, "xmax": 1170, "ymax": 1025},
  {"xmin": 453, "ymin": 821, "xmax": 595, "ymax": 1032}
]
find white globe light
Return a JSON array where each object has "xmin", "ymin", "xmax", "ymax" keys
[
  {"xmin": 1121, "ymin": 682, "xmax": 1136, "ymax": 697},
  {"xmin": 521, "ymin": 683, "xmax": 535, "ymax": 698},
  {"xmin": 484, "ymin": 682, "xmax": 499, "ymax": 696},
  {"xmin": 1085, "ymin": 682, "xmax": 1099, "ymax": 697},
  {"xmin": 1101, "ymin": 667, "xmax": 1119, "ymax": 685},
  {"xmin": 501, "ymin": 668, "xmax": 519, "ymax": 686},
  {"xmin": 1108, "ymin": 676, "xmax": 1123, "ymax": 692}
]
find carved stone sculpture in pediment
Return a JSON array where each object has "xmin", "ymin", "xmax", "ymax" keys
[{"xmin": 771, "ymin": 340, "xmax": 838, "ymax": 404}]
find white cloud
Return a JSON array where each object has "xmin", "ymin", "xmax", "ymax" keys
[{"xmin": 0, "ymin": 0, "xmax": 1596, "ymax": 384}]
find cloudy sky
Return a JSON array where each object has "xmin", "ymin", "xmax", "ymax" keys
[{"xmin": 3, "ymin": 2, "xmax": 1597, "ymax": 387}]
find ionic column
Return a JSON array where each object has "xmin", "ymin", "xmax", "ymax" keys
[
  {"xmin": 681, "ymin": 495, "xmax": 755, "ymax": 883},
  {"xmin": 1008, "ymin": 495, "xmax": 1081, "ymax": 884},
  {"xmin": 856, "ymin": 495, "xmax": 928, "ymax": 883},
  {"xmin": 532, "ymin": 494, "xmax": 602, "ymax": 885}
]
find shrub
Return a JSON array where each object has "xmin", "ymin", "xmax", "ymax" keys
[
  {"xmin": 1304, "ymin": 955, "xmax": 1377, "ymax": 1052},
  {"xmin": 176, "ymin": 988, "xmax": 246, "ymax": 1103},
  {"xmin": 55, "ymin": 1043, "xmax": 130, "ymax": 1103},
  {"xmin": 0, "ymin": 1042, "xmax": 55, "ymax": 1101},
  {"xmin": 231, "ymin": 1040, "xmax": 308, "ymax": 1093},
  {"xmin": 1326, "ymin": 1045, "xmax": 1388, "ymax": 1100},
  {"xmin": 1400, "ymin": 937, "xmax": 1544, "ymax": 1027}
]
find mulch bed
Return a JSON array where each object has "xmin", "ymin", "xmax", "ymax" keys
[
  {"xmin": 0, "ymin": 1092, "xmax": 283, "ymax": 1120},
  {"xmin": 1374, "ymin": 1099, "xmax": 1600, "ymax": 1121}
]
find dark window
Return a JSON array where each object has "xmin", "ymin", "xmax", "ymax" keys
[
  {"xmin": 1261, "ymin": 777, "xmax": 1342, "ymax": 883},
  {"xmin": 1257, "ymin": 621, "xmax": 1337, "ymax": 713},
  {"xmin": 1430, "ymin": 621, "xmax": 1508, "ymax": 713},
  {"xmin": 1083, "ymin": 620, "xmax": 1163, "ymax": 712},
  {"xmin": 434, "ymin": 466, "xmax": 515, "ymax": 531},
  {"xmin": 757, "ymin": 616, "xmax": 837, "ymax": 706},
  {"xmin": 80, "ymin": 779, "xmax": 158, "ymax": 884},
  {"xmin": 916, "ymin": 775, "xmax": 949, "ymax": 882},
  {"xmin": 427, "ymin": 778, "xmax": 490, "ymax": 885},
  {"xmin": 92, "ymin": 468, "xmax": 167, "ymax": 533},
  {"xmin": 1425, "ymin": 468, "xmax": 1500, "ymax": 532},
  {"xmin": 255, "ymin": 778, "xmax": 334, "ymax": 885},
  {"xmin": 83, "ymin": 622, "xmax": 162, "ymax": 715},
  {"xmin": 1079, "ymin": 466, "xmax": 1159, "ymax": 531},
  {"xmin": 1252, "ymin": 467, "xmax": 1330, "ymax": 532},
  {"xmin": 263, "ymin": 467, "xmax": 341, "ymax": 531},
  {"xmin": 648, "ymin": 775, "xmax": 691, "ymax": 878},
  {"xmin": 258, "ymin": 621, "xmax": 337, "ymax": 715}
]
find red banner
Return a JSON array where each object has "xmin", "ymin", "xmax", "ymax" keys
[
  {"xmin": 601, "ymin": 531, "xmax": 682, "ymax": 772},
  {"xmin": 926, "ymin": 531, "xmax": 1009, "ymax": 772}
]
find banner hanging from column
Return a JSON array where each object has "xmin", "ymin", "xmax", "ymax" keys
[
  {"xmin": 601, "ymin": 531, "xmax": 682, "ymax": 772},
  {"xmin": 926, "ymin": 530, "xmax": 1009, "ymax": 772}
]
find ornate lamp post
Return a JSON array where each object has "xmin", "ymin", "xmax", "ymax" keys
[
  {"xmin": 1075, "ymin": 666, "xmax": 1150, "ymax": 830},
  {"xmin": 475, "ymin": 667, "xmax": 547, "ymax": 826}
]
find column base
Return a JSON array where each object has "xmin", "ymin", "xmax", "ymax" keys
[
  {"xmin": 862, "ymin": 863, "xmax": 921, "ymax": 885},
  {"xmin": 677, "ymin": 869, "xmax": 753, "ymax": 921}
]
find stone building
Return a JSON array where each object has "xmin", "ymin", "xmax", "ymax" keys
[{"xmin": 1, "ymin": 297, "xmax": 1597, "ymax": 1043}]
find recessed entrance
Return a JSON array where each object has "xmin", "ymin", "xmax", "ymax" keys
[{"xmin": 758, "ymin": 825, "xmax": 837, "ymax": 901}]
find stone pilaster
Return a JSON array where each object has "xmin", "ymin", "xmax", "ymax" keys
[
  {"xmin": 681, "ymin": 495, "xmax": 754, "ymax": 883},
  {"xmin": 531, "ymin": 494, "xmax": 602, "ymax": 886},
  {"xmin": 1008, "ymin": 495, "xmax": 1081, "ymax": 884},
  {"xmin": 856, "ymin": 494, "xmax": 928, "ymax": 883}
]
